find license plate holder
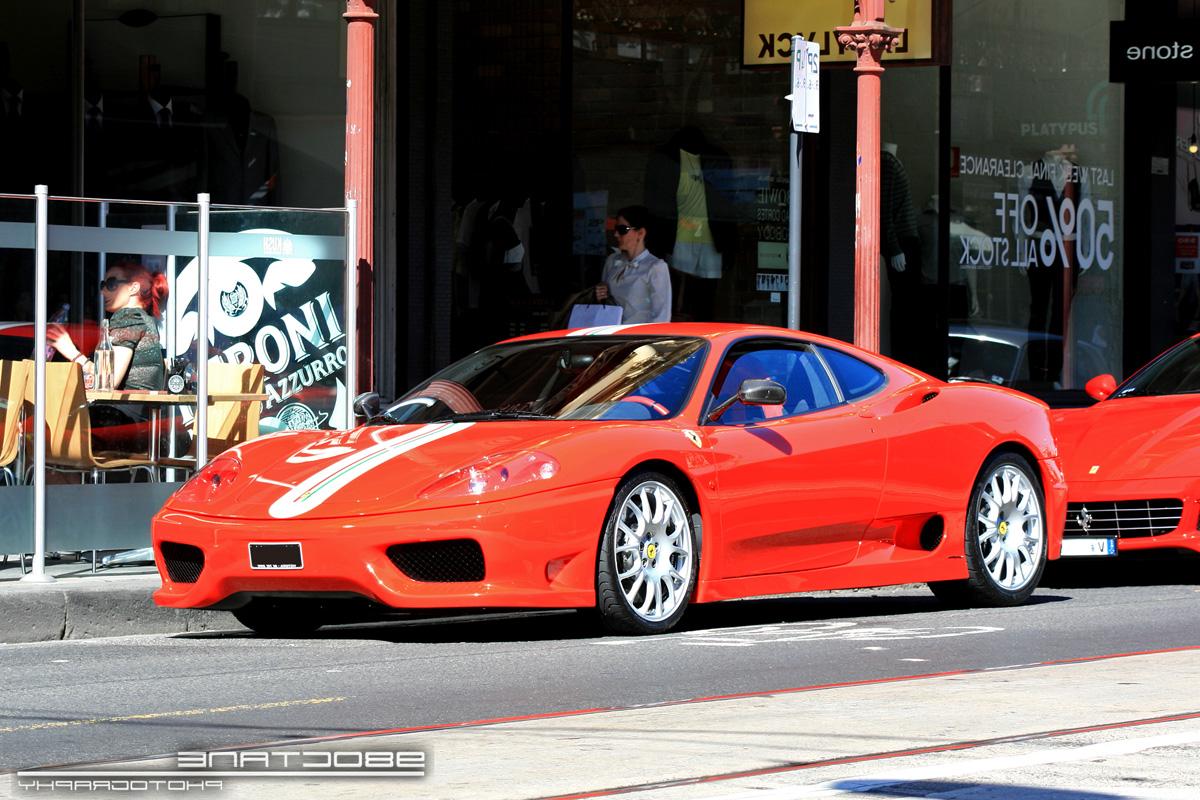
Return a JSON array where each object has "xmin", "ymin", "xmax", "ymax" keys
[
  {"xmin": 249, "ymin": 542, "xmax": 303, "ymax": 570},
  {"xmin": 1059, "ymin": 536, "xmax": 1118, "ymax": 557}
]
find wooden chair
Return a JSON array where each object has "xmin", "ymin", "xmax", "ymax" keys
[
  {"xmin": 0, "ymin": 359, "xmax": 31, "ymax": 485},
  {"xmin": 27, "ymin": 361, "xmax": 157, "ymax": 483},
  {"xmin": 158, "ymin": 362, "xmax": 265, "ymax": 474}
]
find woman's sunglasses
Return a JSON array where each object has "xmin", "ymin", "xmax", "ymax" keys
[
  {"xmin": 99, "ymin": 277, "xmax": 130, "ymax": 292},
  {"xmin": 613, "ymin": 224, "xmax": 640, "ymax": 236}
]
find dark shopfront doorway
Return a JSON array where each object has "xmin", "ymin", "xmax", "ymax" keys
[{"xmin": 395, "ymin": 1, "xmax": 1180, "ymax": 406}]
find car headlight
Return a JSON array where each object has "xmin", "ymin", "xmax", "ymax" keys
[
  {"xmin": 419, "ymin": 451, "xmax": 559, "ymax": 499},
  {"xmin": 172, "ymin": 454, "xmax": 242, "ymax": 505}
]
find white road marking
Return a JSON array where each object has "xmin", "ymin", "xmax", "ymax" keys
[{"xmin": 598, "ymin": 623, "xmax": 1004, "ymax": 647}]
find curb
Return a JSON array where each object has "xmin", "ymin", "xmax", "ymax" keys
[{"xmin": 0, "ymin": 577, "xmax": 231, "ymax": 643}]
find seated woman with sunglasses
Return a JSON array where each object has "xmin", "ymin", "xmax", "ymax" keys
[
  {"xmin": 48, "ymin": 260, "xmax": 169, "ymax": 452},
  {"xmin": 594, "ymin": 205, "xmax": 671, "ymax": 324}
]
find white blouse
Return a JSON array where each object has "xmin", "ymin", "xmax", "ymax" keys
[{"xmin": 601, "ymin": 249, "xmax": 672, "ymax": 324}]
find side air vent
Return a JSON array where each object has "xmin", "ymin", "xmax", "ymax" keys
[
  {"xmin": 387, "ymin": 539, "xmax": 485, "ymax": 582},
  {"xmin": 160, "ymin": 541, "xmax": 205, "ymax": 584},
  {"xmin": 1063, "ymin": 500, "xmax": 1183, "ymax": 539}
]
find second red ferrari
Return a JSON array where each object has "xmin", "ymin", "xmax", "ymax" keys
[{"xmin": 1054, "ymin": 333, "xmax": 1200, "ymax": 559}]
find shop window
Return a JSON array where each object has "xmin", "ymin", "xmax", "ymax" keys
[{"xmin": 949, "ymin": 0, "xmax": 1125, "ymax": 392}]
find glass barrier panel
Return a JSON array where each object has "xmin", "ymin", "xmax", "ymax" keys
[
  {"xmin": 0, "ymin": 195, "xmax": 36, "ymax": 562},
  {"xmin": 29, "ymin": 196, "xmax": 211, "ymax": 555},
  {"xmin": 196, "ymin": 205, "xmax": 349, "ymax": 435}
]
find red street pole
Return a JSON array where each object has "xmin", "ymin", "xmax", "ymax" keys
[
  {"xmin": 836, "ymin": 1, "xmax": 903, "ymax": 354},
  {"xmin": 344, "ymin": 0, "xmax": 378, "ymax": 388}
]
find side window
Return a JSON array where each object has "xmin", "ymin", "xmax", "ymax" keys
[
  {"xmin": 816, "ymin": 345, "xmax": 886, "ymax": 401},
  {"xmin": 710, "ymin": 345, "xmax": 837, "ymax": 424}
]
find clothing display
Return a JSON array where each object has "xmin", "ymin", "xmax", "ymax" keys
[
  {"xmin": 107, "ymin": 93, "xmax": 204, "ymax": 201},
  {"xmin": 205, "ymin": 64, "xmax": 281, "ymax": 206},
  {"xmin": 644, "ymin": 128, "xmax": 736, "ymax": 308},
  {"xmin": 881, "ymin": 149, "xmax": 920, "ymax": 271},
  {"xmin": 672, "ymin": 150, "xmax": 721, "ymax": 279},
  {"xmin": 1025, "ymin": 150, "xmax": 1082, "ymax": 384},
  {"xmin": 206, "ymin": 108, "xmax": 280, "ymax": 204},
  {"xmin": 880, "ymin": 148, "xmax": 923, "ymax": 368},
  {"xmin": 601, "ymin": 249, "xmax": 671, "ymax": 324}
]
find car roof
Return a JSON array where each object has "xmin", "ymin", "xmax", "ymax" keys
[{"xmin": 504, "ymin": 322, "xmax": 863, "ymax": 352}]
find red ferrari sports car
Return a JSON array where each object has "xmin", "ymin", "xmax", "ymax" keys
[
  {"xmin": 152, "ymin": 323, "xmax": 1066, "ymax": 635},
  {"xmin": 1053, "ymin": 333, "xmax": 1200, "ymax": 559}
]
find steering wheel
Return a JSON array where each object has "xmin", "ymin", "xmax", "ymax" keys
[{"xmin": 618, "ymin": 395, "xmax": 670, "ymax": 417}]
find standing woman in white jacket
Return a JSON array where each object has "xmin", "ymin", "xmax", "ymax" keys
[{"xmin": 594, "ymin": 205, "xmax": 672, "ymax": 324}]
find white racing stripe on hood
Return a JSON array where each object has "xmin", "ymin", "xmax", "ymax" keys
[
  {"xmin": 567, "ymin": 324, "xmax": 639, "ymax": 337},
  {"xmin": 267, "ymin": 422, "xmax": 475, "ymax": 519}
]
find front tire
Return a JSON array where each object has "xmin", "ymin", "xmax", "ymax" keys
[
  {"xmin": 930, "ymin": 453, "xmax": 1047, "ymax": 607},
  {"xmin": 231, "ymin": 598, "xmax": 327, "ymax": 636},
  {"xmin": 596, "ymin": 472, "xmax": 698, "ymax": 634}
]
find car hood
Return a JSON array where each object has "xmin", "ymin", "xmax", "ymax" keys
[
  {"xmin": 1053, "ymin": 395, "xmax": 1200, "ymax": 481},
  {"xmin": 166, "ymin": 421, "xmax": 595, "ymax": 519}
]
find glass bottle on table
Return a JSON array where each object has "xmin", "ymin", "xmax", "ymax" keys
[{"xmin": 94, "ymin": 318, "xmax": 114, "ymax": 391}]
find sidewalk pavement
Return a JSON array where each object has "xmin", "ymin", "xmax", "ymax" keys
[
  {"xmin": 0, "ymin": 553, "xmax": 229, "ymax": 643},
  {"xmin": 8, "ymin": 648, "xmax": 1197, "ymax": 798}
]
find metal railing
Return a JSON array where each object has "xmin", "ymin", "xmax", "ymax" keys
[{"xmin": 1, "ymin": 187, "xmax": 358, "ymax": 581}]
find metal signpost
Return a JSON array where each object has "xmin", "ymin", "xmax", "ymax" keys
[{"xmin": 786, "ymin": 35, "xmax": 820, "ymax": 330}]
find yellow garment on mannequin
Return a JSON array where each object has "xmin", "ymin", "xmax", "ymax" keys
[{"xmin": 675, "ymin": 150, "xmax": 715, "ymax": 245}]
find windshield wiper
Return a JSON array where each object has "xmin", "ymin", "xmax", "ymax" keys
[{"xmin": 449, "ymin": 410, "xmax": 557, "ymax": 421}]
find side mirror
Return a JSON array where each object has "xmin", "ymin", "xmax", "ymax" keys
[
  {"xmin": 1084, "ymin": 374, "xmax": 1117, "ymax": 402},
  {"xmin": 740, "ymin": 378, "xmax": 787, "ymax": 406},
  {"xmin": 707, "ymin": 379, "xmax": 787, "ymax": 422},
  {"xmin": 352, "ymin": 391, "xmax": 381, "ymax": 421}
]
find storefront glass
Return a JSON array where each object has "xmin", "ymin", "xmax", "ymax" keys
[
  {"xmin": 83, "ymin": 0, "xmax": 345, "ymax": 208},
  {"xmin": 948, "ymin": 0, "xmax": 1125, "ymax": 391},
  {"xmin": 570, "ymin": 1, "xmax": 787, "ymax": 329},
  {"xmin": 1175, "ymin": 81, "xmax": 1200, "ymax": 338}
]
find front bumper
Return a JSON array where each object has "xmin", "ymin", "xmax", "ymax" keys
[
  {"xmin": 152, "ymin": 480, "xmax": 617, "ymax": 610},
  {"xmin": 1063, "ymin": 476, "xmax": 1200, "ymax": 554}
]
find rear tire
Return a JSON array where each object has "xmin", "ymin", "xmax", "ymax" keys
[
  {"xmin": 596, "ymin": 472, "xmax": 698, "ymax": 635},
  {"xmin": 929, "ymin": 453, "xmax": 1047, "ymax": 607},
  {"xmin": 231, "ymin": 598, "xmax": 327, "ymax": 636}
]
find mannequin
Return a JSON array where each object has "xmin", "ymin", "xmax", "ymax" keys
[
  {"xmin": 111, "ymin": 60, "xmax": 203, "ymax": 201},
  {"xmin": 205, "ymin": 58, "xmax": 280, "ymax": 205},
  {"xmin": 644, "ymin": 126, "xmax": 736, "ymax": 321},
  {"xmin": 880, "ymin": 142, "xmax": 921, "ymax": 365},
  {"xmin": 1025, "ymin": 143, "xmax": 1081, "ymax": 385}
]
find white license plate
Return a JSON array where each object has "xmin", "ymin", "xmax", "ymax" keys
[
  {"xmin": 249, "ymin": 542, "xmax": 304, "ymax": 570},
  {"xmin": 1060, "ymin": 537, "xmax": 1118, "ymax": 557}
]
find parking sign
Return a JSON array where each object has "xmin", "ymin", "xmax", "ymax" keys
[{"xmin": 789, "ymin": 38, "xmax": 820, "ymax": 133}]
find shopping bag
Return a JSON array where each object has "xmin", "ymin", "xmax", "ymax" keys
[{"xmin": 568, "ymin": 303, "xmax": 623, "ymax": 328}]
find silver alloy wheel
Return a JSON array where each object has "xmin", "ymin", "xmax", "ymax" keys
[
  {"xmin": 975, "ymin": 463, "xmax": 1045, "ymax": 591},
  {"xmin": 612, "ymin": 480, "xmax": 693, "ymax": 622}
]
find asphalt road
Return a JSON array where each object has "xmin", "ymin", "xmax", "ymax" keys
[{"xmin": 1, "ymin": 554, "xmax": 1198, "ymax": 781}]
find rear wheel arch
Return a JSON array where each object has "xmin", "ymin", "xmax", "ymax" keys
[{"xmin": 983, "ymin": 442, "xmax": 1045, "ymax": 492}]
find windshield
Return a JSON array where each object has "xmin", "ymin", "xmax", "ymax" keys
[
  {"xmin": 1112, "ymin": 337, "xmax": 1200, "ymax": 398},
  {"xmin": 948, "ymin": 335, "xmax": 1021, "ymax": 385},
  {"xmin": 378, "ymin": 336, "xmax": 707, "ymax": 423}
]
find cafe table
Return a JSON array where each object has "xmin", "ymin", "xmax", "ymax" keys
[{"xmin": 86, "ymin": 389, "xmax": 269, "ymax": 464}]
